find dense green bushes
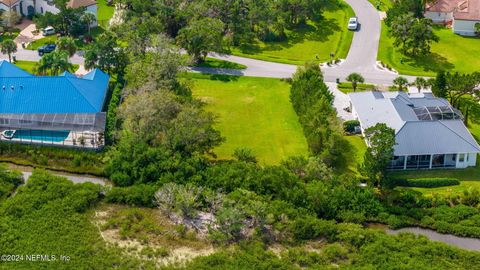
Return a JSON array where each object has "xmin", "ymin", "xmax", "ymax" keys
[
  {"xmin": 0, "ymin": 171, "xmax": 147, "ymax": 269},
  {"xmin": 0, "ymin": 165, "xmax": 23, "ymax": 202},
  {"xmin": 105, "ymin": 184, "xmax": 160, "ymax": 208},
  {"xmin": 289, "ymin": 62, "xmax": 348, "ymax": 167},
  {"xmin": 104, "ymin": 77, "xmax": 125, "ymax": 145},
  {"xmin": 168, "ymin": 223, "xmax": 480, "ymax": 270},
  {"xmin": 394, "ymin": 178, "xmax": 460, "ymax": 188},
  {"xmin": 0, "ymin": 143, "xmax": 105, "ymax": 175},
  {"xmin": 343, "ymin": 120, "xmax": 360, "ymax": 133}
]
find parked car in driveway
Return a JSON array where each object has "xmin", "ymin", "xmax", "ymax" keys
[
  {"xmin": 38, "ymin": 44, "xmax": 56, "ymax": 55},
  {"xmin": 42, "ymin": 26, "xmax": 56, "ymax": 36},
  {"xmin": 348, "ymin": 17, "xmax": 358, "ymax": 30}
]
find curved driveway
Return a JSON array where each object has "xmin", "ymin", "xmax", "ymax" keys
[{"xmin": 340, "ymin": 0, "xmax": 381, "ymax": 70}]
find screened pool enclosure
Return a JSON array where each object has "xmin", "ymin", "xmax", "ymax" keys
[
  {"xmin": 0, "ymin": 113, "xmax": 106, "ymax": 148},
  {"xmin": 0, "ymin": 60, "xmax": 110, "ymax": 149}
]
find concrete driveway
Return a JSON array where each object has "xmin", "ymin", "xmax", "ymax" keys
[{"xmin": 340, "ymin": 0, "xmax": 381, "ymax": 70}]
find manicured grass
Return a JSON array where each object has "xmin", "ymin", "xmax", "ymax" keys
[
  {"xmin": 188, "ymin": 73, "xmax": 309, "ymax": 164},
  {"xmin": 14, "ymin": 60, "xmax": 80, "ymax": 75},
  {"xmin": 26, "ymin": 35, "xmax": 58, "ymax": 50},
  {"xmin": 390, "ymin": 160, "xmax": 480, "ymax": 182},
  {"xmin": 195, "ymin": 58, "xmax": 247, "ymax": 70},
  {"xmin": 26, "ymin": 28, "xmax": 104, "ymax": 50},
  {"xmin": 378, "ymin": 24, "xmax": 480, "ymax": 76},
  {"xmin": 368, "ymin": 0, "xmax": 393, "ymax": 11},
  {"xmin": 97, "ymin": 0, "xmax": 115, "ymax": 24},
  {"xmin": 230, "ymin": 1, "xmax": 355, "ymax": 65},
  {"xmin": 343, "ymin": 135, "xmax": 367, "ymax": 174},
  {"xmin": 404, "ymin": 181, "xmax": 480, "ymax": 197},
  {"xmin": 14, "ymin": 60, "xmax": 38, "ymax": 73},
  {"xmin": 337, "ymin": 82, "xmax": 376, "ymax": 93}
]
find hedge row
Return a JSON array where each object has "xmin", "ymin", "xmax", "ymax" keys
[
  {"xmin": 104, "ymin": 77, "xmax": 125, "ymax": 145},
  {"xmin": 394, "ymin": 178, "xmax": 460, "ymax": 188}
]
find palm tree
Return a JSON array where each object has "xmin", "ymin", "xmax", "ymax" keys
[
  {"xmin": 1, "ymin": 39, "xmax": 17, "ymax": 63},
  {"xmin": 393, "ymin": 76, "xmax": 409, "ymax": 91},
  {"xmin": 38, "ymin": 51, "xmax": 73, "ymax": 76},
  {"xmin": 81, "ymin": 12, "xmax": 97, "ymax": 35},
  {"xmin": 56, "ymin": 36, "xmax": 77, "ymax": 57},
  {"xmin": 346, "ymin": 73, "xmax": 365, "ymax": 92},
  {"xmin": 412, "ymin": 77, "xmax": 428, "ymax": 93}
]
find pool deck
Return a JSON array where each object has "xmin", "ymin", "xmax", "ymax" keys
[{"xmin": 0, "ymin": 130, "xmax": 104, "ymax": 149}]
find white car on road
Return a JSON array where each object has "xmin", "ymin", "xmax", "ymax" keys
[{"xmin": 348, "ymin": 17, "xmax": 358, "ymax": 30}]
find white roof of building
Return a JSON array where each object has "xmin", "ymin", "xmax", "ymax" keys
[{"xmin": 349, "ymin": 91, "xmax": 480, "ymax": 156}]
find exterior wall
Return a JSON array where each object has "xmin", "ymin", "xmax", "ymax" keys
[
  {"xmin": 425, "ymin": 11, "xmax": 454, "ymax": 23},
  {"xmin": 21, "ymin": 0, "xmax": 36, "ymax": 16},
  {"xmin": 0, "ymin": 3, "xmax": 8, "ymax": 12},
  {"xmin": 453, "ymin": 19, "xmax": 480, "ymax": 36},
  {"xmin": 0, "ymin": 2, "xmax": 22, "ymax": 15},
  {"xmin": 388, "ymin": 153, "xmax": 478, "ymax": 170},
  {"xmin": 35, "ymin": 0, "xmax": 60, "ymax": 14},
  {"xmin": 456, "ymin": 153, "xmax": 478, "ymax": 168},
  {"xmin": 86, "ymin": 4, "xmax": 98, "ymax": 26}
]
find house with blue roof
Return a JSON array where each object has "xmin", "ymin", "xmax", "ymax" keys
[{"xmin": 0, "ymin": 60, "xmax": 109, "ymax": 148}]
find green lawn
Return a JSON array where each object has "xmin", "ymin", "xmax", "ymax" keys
[
  {"xmin": 14, "ymin": 60, "xmax": 38, "ymax": 73},
  {"xmin": 390, "ymin": 161, "xmax": 480, "ymax": 182},
  {"xmin": 337, "ymin": 82, "xmax": 376, "ymax": 93},
  {"xmin": 404, "ymin": 181, "xmax": 480, "ymax": 197},
  {"xmin": 368, "ymin": 0, "xmax": 393, "ymax": 11},
  {"xmin": 97, "ymin": 0, "xmax": 115, "ymax": 26},
  {"xmin": 230, "ymin": 1, "xmax": 355, "ymax": 65},
  {"xmin": 343, "ymin": 135, "xmax": 367, "ymax": 174},
  {"xmin": 194, "ymin": 58, "xmax": 247, "ymax": 70},
  {"xmin": 26, "ymin": 35, "xmax": 58, "ymax": 50},
  {"xmin": 26, "ymin": 27, "xmax": 104, "ymax": 51},
  {"xmin": 14, "ymin": 60, "xmax": 79, "ymax": 75},
  {"xmin": 378, "ymin": 24, "xmax": 480, "ymax": 76},
  {"xmin": 188, "ymin": 73, "xmax": 309, "ymax": 164}
]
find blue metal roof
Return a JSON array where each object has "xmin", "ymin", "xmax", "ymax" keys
[
  {"xmin": 0, "ymin": 61, "xmax": 109, "ymax": 114},
  {"xmin": 0, "ymin": 61, "xmax": 32, "ymax": 77}
]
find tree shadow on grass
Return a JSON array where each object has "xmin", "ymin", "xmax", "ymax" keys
[
  {"xmin": 208, "ymin": 74, "xmax": 240, "ymax": 82},
  {"xmin": 237, "ymin": 6, "xmax": 343, "ymax": 54},
  {"xmin": 402, "ymin": 52, "xmax": 455, "ymax": 73}
]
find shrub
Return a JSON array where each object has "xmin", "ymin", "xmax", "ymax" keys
[
  {"xmin": 104, "ymin": 77, "xmax": 125, "ymax": 145},
  {"xmin": 105, "ymin": 184, "xmax": 159, "ymax": 207},
  {"xmin": 394, "ymin": 178, "xmax": 460, "ymax": 188},
  {"xmin": 343, "ymin": 120, "xmax": 360, "ymax": 133},
  {"xmin": 290, "ymin": 216, "xmax": 337, "ymax": 241}
]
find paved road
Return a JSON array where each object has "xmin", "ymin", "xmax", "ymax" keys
[
  {"xmin": 340, "ymin": 0, "xmax": 381, "ymax": 70},
  {"xmin": 21, "ymin": 171, "xmax": 107, "ymax": 186},
  {"xmin": 199, "ymin": 0, "xmax": 417, "ymax": 84},
  {"xmin": 0, "ymin": 0, "xmax": 414, "ymax": 85},
  {"xmin": 2, "ymin": 47, "xmax": 85, "ymax": 65}
]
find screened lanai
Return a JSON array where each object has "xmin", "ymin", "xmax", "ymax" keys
[
  {"xmin": 0, "ymin": 113, "xmax": 106, "ymax": 148},
  {"xmin": 0, "ymin": 60, "xmax": 110, "ymax": 149}
]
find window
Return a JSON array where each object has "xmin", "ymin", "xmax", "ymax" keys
[{"xmin": 459, "ymin": 154, "xmax": 465, "ymax": 162}]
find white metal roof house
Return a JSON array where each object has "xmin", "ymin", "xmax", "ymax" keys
[
  {"xmin": 425, "ymin": 0, "xmax": 480, "ymax": 36},
  {"xmin": 349, "ymin": 91, "xmax": 480, "ymax": 170}
]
